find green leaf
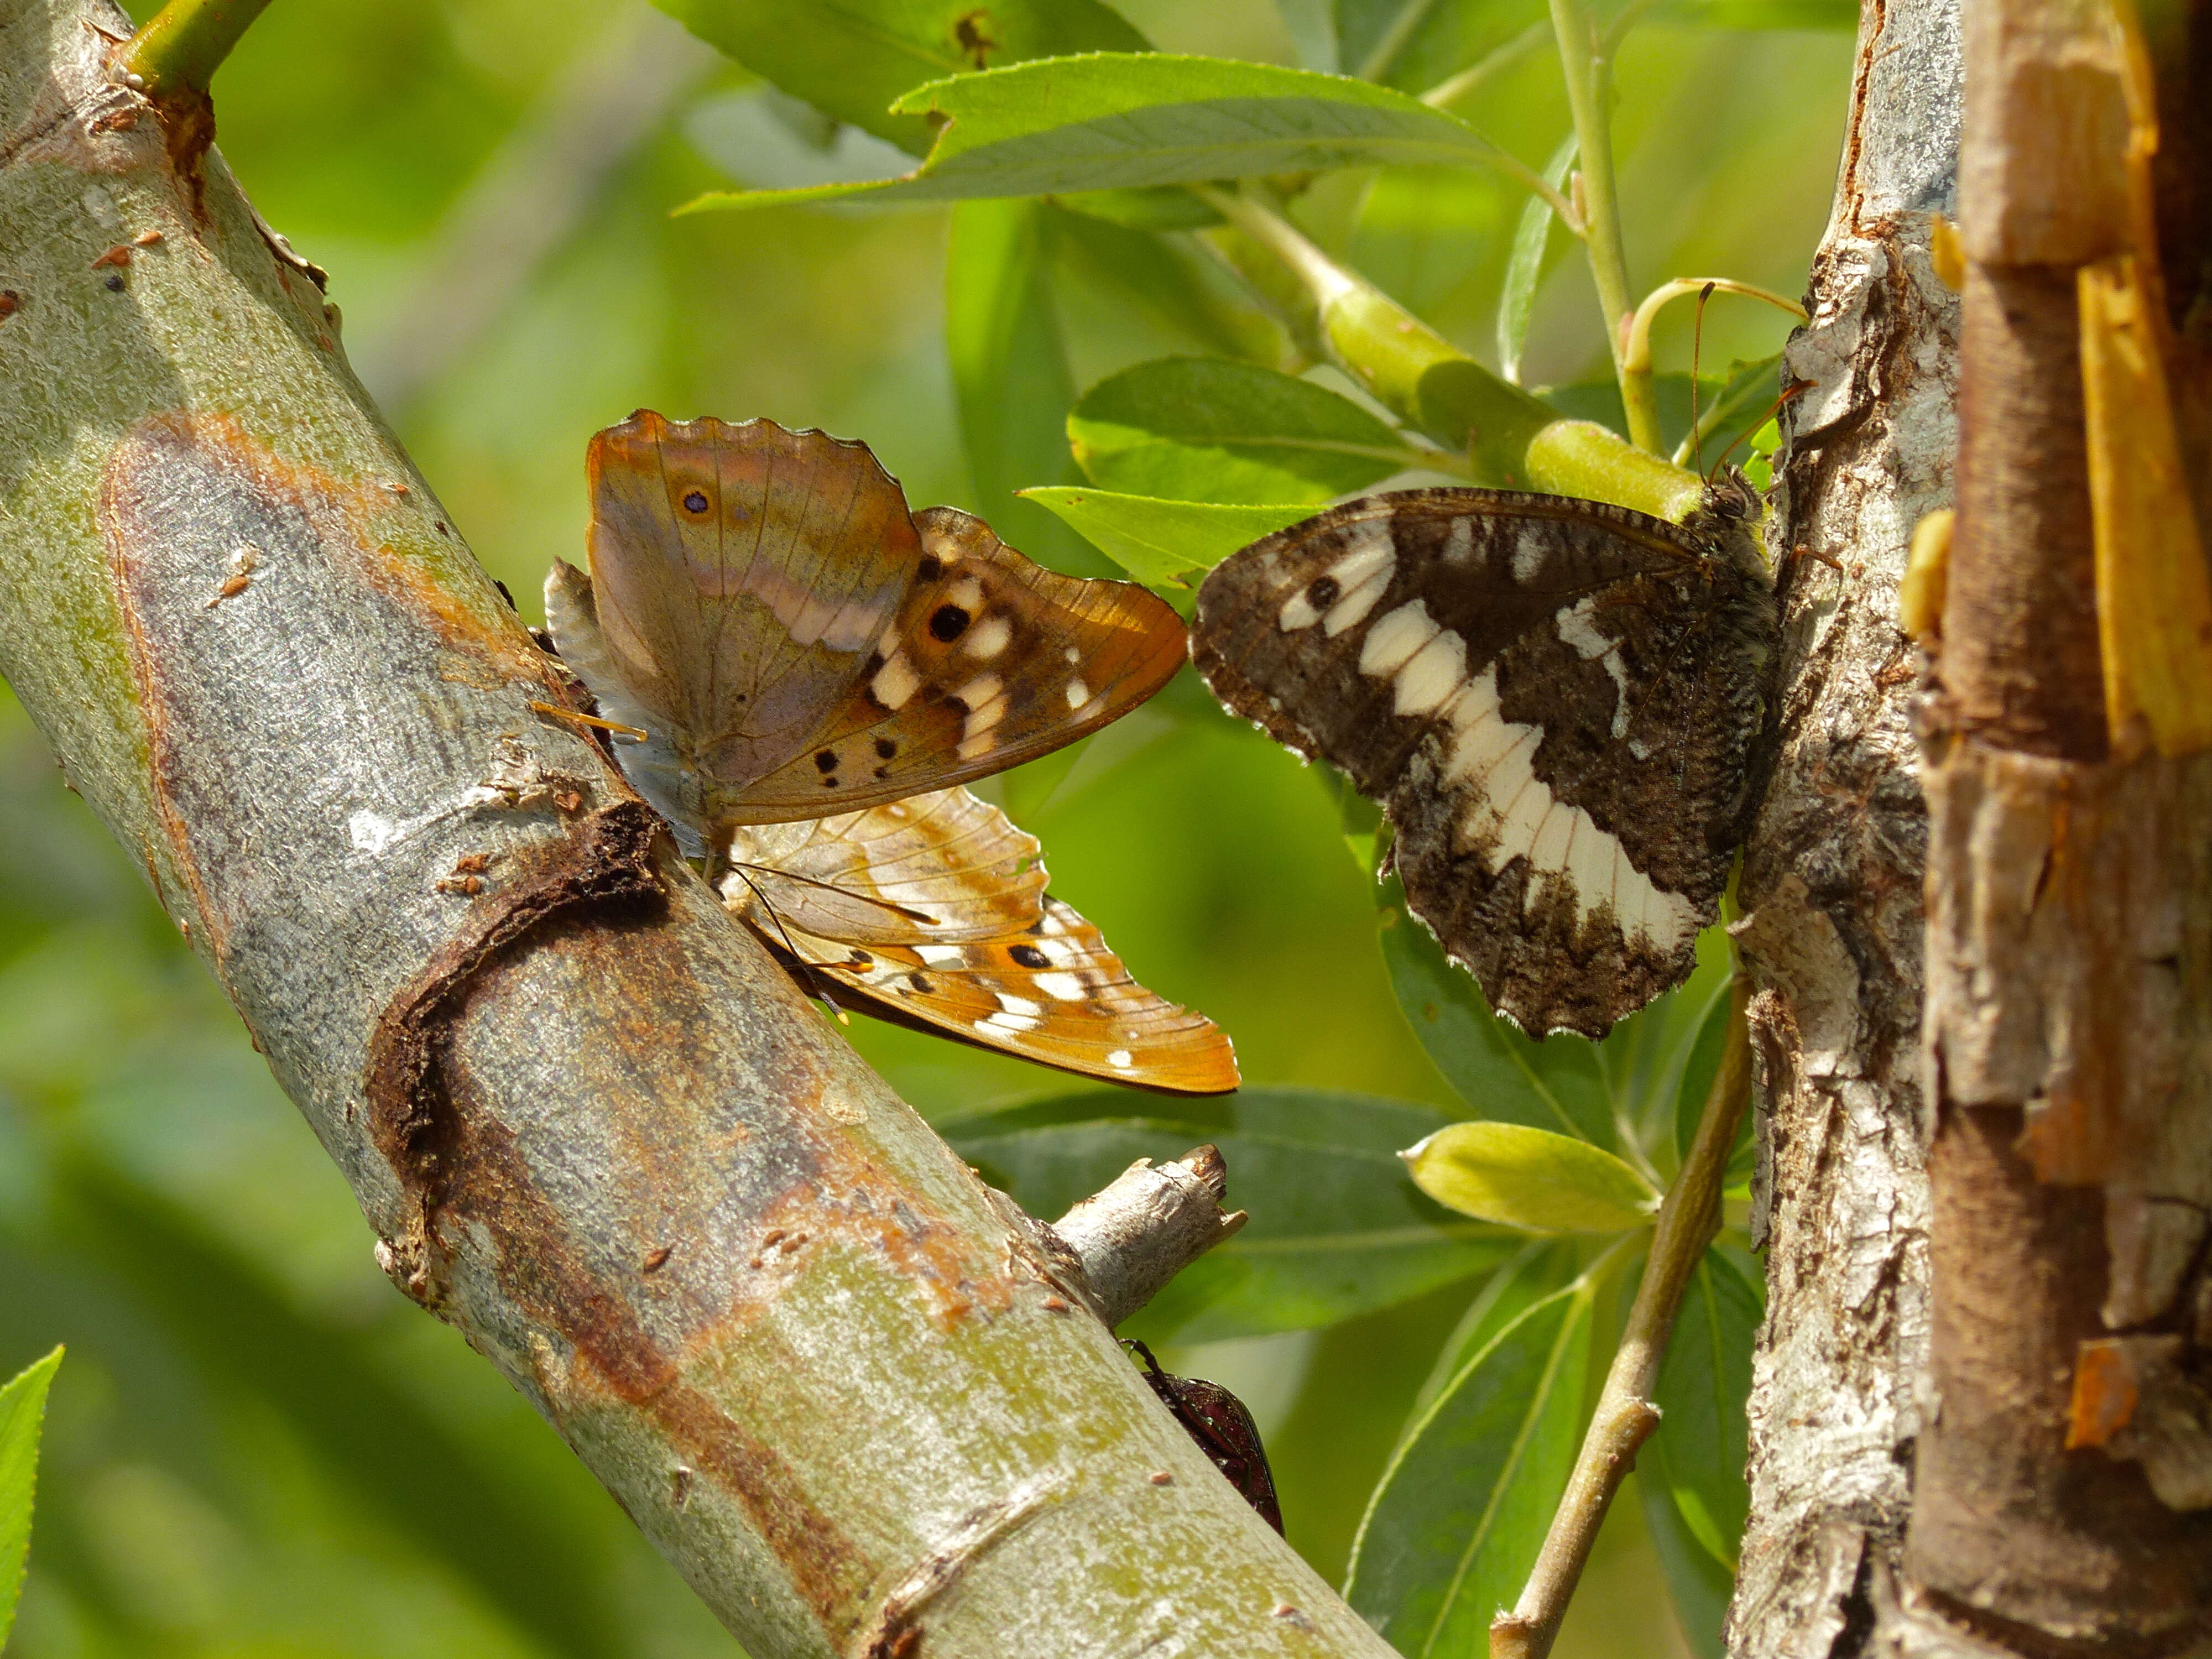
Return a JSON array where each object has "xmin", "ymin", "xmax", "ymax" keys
[
  {"xmin": 1345, "ymin": 1275, "xmax": 1595, "ymax": 1651},
  {"xmin": 1640, "ymin": 1469, "xmax": 1736, "ymax": 1659},
  {"xmin": 1018, "ymin": 488, "xmax": 1312, "ymax": 590},
  {"xmin": 651, "ymin": 0, "xmax": 1148, "ymax": 154},
  {"xmin": 1408, "ymin": 1239, "xmax": 1581, "ymax": 1419},
  {"xmin": 1402, "ymin": 1120, "xmax": 1656, "ymax": 1233},
  {"xmin": 1647, "ymin": 1245, "xmax": 1761, "ymax": 1569},
  {"xmin": 0, "ymin": 1345, "xmax": 62, "ymax": 1650},
  {"xmin": 945, "ymin": 200, "xmax": 1102, "ymax": 573},
  {"xmin": 1070, "ymin": 357, "xmax": 1415, "ymax": 504},
  {"xmin": 1050, "ymin": 186, "xmax": 1222, "ymax": 230},
  {"xmin": 1049, "ymin": 212, "xmax": 1284, "ymax": 362},
  {"xmin": 1497, "ymin": 133, "xmax": 1575, "ymax": 384},
  {"xmin": 1319, "ymin": 765, "xmax": 1386, "ymax": 877},
  {"xmin": 677, "ymin": 54, "xmax": 1538, "ymax": 212},
  {"xmin": 942, "ymin": 1088, "xmax": 1515, "ymax": 1343}
]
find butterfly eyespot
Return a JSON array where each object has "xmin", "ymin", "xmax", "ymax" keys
[
  {"xmin": 848, "ymin": 950, "xmax": 874, "ymax": 968},
  {"xmin": 907, "ymin": 972, "xmax": 935, "ymax": 994},
  {"xmin": 929, "ymin": 604, "xmax": 971, "ymax": 641},
  {"xmin": 813, "ymin": 749, "xmax": 839, "ymax": 773},
  {"xmin": 1305, "ymin": 575, "xmax": 1340, "ymax": 608},
  {"xmin": 917, "ymin": 554, "xmax": 944, "ymax": 583},
  {"xmin": 1009, "ymin": 944, "xmax": 1049, "ymax": 969},
  {"xmin": 682, "ymin": 491, "xmax": 709, "ymax": 514},
  {"xmin": 874, "ymin": 737, "xmax": 897, "ymax": 759}
]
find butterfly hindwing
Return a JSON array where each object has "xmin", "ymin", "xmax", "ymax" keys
[
  {"xmin": 1192, "ymin": 487, "xmax": 1774, "ymax": 1039},
  {"xmin": 724, "ymin": 787, "xmax": 1046, "ymax": 946},
  {"xmin": 719, "ymin": 791, "xmax": 1238, "ymax": 1095},
  {"xmin": 580, "ymin": 412, "xmax": 1186, "ymax": 832}
]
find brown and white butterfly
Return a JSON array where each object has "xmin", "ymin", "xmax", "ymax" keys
[
  {"xmin": 544, "ymin": 410, "xmax": 1237, "ymax": 1093},
  {"xmin": 1192, "ymin": 484, "xmax": 1775, "ymax": 1040}
]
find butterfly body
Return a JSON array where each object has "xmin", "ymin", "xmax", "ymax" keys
[
  {"xmin": 547, "ymin": 411, "xmax": 1237, "ymax": 1094},
  {"xmin": 1192, "ymin": 486, "xmax": 1774, "ymax": 1040}
]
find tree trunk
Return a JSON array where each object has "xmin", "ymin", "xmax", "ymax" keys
[
  {"xmin": 0, "ymin": 3, "xmax": 1394, "ymax": 1655},
  {"xmin": 1730, "ymin": 0, "xmax": 1960, "ymax": 1649}
]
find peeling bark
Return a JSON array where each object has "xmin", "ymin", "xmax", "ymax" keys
[
  {"xmin": 1896, "ymin": 0, "xmax": 2212, "ymax": 1645},
  {"xmin": 1730, "ymin": 0, "xmax": 1960, "ymax": 1650},
  {"xmin": 0, "ymin": 4, "xmax": 1391, "ymax": 1655}
]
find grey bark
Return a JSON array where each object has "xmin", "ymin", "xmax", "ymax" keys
[
  {"xmin": 1729, "ymin": 0, "xmax": 1960, "ymax": 1650},
  {"xmin": 0, "ymin": 4, "xmax": 1395, "ymax": 1656}
]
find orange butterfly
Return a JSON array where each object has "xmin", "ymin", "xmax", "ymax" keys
[{"xmin": 544, "ymin": 411, "xmax": 1237, "ymax": 1094}]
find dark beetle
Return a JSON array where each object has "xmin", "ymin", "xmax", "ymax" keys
[{"xmin": 1125, "ymin": 1339, "xmax": 1283, "ymax": 1533}]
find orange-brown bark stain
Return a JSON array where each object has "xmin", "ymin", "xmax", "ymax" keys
[{"xmin": 102, "ymin": 411, "xmax": 589, "ymax": 961}]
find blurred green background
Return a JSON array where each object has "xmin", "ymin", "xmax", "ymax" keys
[{"xmin": 0, "ymin": 2, "xmax": 1850, "ymax": 1653}]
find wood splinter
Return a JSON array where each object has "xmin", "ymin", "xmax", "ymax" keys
[{"xmin": 1044, "ymin": 1144, "xmax": 1247, "ymax": 1329}]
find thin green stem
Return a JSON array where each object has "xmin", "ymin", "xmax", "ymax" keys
[
  {"xmin": 1623, "ymin": 277, "xmax": 1808, "ymax": 378},
  {"xmin": 118, "ymin": 0, "xmax": 278, "ymax": 97},
  {"xmin": 1490, "ymin": 972, "xmax": 1754, "ymax": 1659},
  {"xmin": 1357, "ymin": 0, "xmax": 1445, "ymax": 81},
  {"xmin": 1194, "ymin": 185, "xmax": 1562, "ymax": 479},
  {"xmin": 1547, "ymin": 0, "xmax": 1655, "ymax": 452},
  {"xmin": 1418, "ymin": 19, "xmax": 1554, "ymax": 116}
]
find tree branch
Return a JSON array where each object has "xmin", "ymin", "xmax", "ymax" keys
[
  {"xmin": 0, "ymin": 4, "xmax": 1397, "ymax": 1653},
  {"xmin": 1728, "ymin": 0, "xmax": 1959, "ymax": 1648},
  {"xmin": 1491, "ymin": 977, "xmax": 1753, "ymax": 1659}
]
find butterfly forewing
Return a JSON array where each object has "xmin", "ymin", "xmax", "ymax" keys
[
  {"xmin": 732, "ymin": 506, "xmax": 1190, "ymax": 816},
  {"xmin": 587, "ymin": 413, "xmax": 919, "ymax": 825},
  {"xmin": 1192, "ymin": 487, "xmax": 1773, "ymax": 1039},
  {"xmin": 581, "ymin": 411, "xmax": 1187, "ymax": 831}
]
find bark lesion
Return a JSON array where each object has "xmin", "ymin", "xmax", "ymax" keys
[{"xmin": 365, "ymin": 796, "xmax": 664, "ymax": 1297}]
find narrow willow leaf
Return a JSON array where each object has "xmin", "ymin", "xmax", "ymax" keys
[
  {"xmin": 943, "ymin": 1088, "xmax": 1514, "ymax": 1343},
  {"xmin": 1647, "ymin": 1246, "xmax": 1761, "ymax": 1569},
  {"xmin": 1018, "ymin": 488, "xmax": 1312, "ymax": 590},
  {"xmin": 1068, "ymin": 357, "xmax": 1417, "ymax": 504},
  {"xmin": 0, "ymin": 1346, "xmax": 62, "ymax": 1649},
  {"xmin": 651, "ymin": 0, "xmax": 1147, "ymax": 154},
  {"xmin": 1050, "ymin": 213, "xmax": 1283, "ymax": 362},
  {"xmin": 1345, "ymin": 1277, "xmax": 1594, "ymax": 1652},
  {"xmin": 1403, "ymin": 1121, "xmax": 1656, "ymax": 1233},
  {"xmin": 1408, "ymin": 1239, "xmax": 1581, "ymax": 1420},
  {"xmin": 677, "ymin": 54, "xmax": 1536, "ymax": 212},
  {"xmin": 944, "ymin": 200, "xmax": 1100, "ymax": 573},
  {"xmin": 1498, "ymin": 134, "xmax": 1575, "ymax": 384},
  {"xmin": 1050, "ymin": 186, "xmax": 1222, "ymax": 230},
  {"xmin": 1378, "ymin": 877, "xmax": 1616, "ymax": 1147},
  {"xmin": 1319, "ymin": 765, "xmax": 1386, "ymax": 877},
  {"xmin": 1640, "ymin": 1470, "xmax": 1736, "ymax": 1658}
]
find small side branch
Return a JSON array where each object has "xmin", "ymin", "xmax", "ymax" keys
[
  {"xmin": 1048, "ymin": 1146, "xmax": 1248, "ymax": 1330},
  {"xmin": 118, "ymin": 0, "xmax": 278, "ymax": 97},
  {"xmin": 1492, "ymin": 975, "xmax": 1754, "ymax": 1659}
]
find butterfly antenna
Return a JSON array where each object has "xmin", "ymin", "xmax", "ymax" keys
[
  {"xmin": 1688, "ymin": 280, "xmax": 1715, "ymax": 476},
  {"xmin": 728, "ymin": 861, "xmax": 940, "ymax": 926},
  {"xmin": 724, "ymin": 862, "xmax": 853, "ymax": 1025},
  {"xmin": 1709, "ymin": 375, "xmax": 1816, "ymax": 482},
  {"xmin": 527, "ymin": 701, "xmax": 648, "ymax": 742}
]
